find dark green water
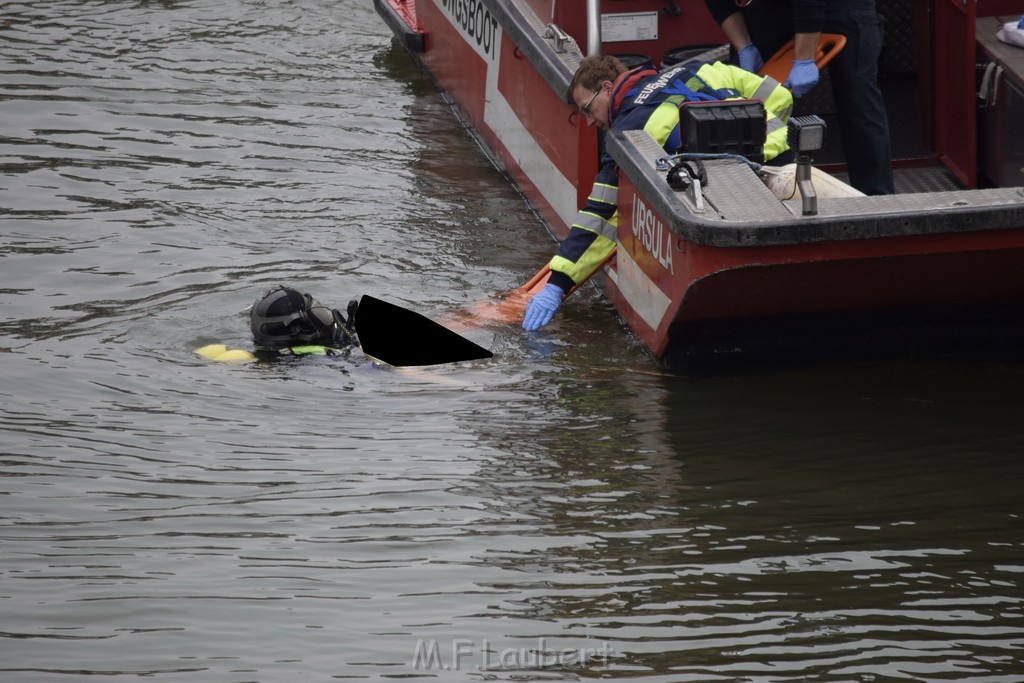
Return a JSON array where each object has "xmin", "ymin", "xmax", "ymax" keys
[{"xmin": 1, "ymin": 1, "xmax": 1022, "ymax": 680}]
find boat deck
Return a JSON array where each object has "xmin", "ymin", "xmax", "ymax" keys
[{"xmin": 832, "ymin": 166, "xmax": 963, "ymax": 195}]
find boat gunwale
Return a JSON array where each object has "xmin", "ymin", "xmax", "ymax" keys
[
  {"xmin": 610, "ymin": 130, "xmax": 1024, "ymax": 249},
  {"xmin": 500, "ymin": 0, "xmax": 578, "ymax": 101}
]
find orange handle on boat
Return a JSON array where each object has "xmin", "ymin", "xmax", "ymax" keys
[{"xmin": 757, "ymin": 33, "xmax": 846, "ymax": 84}]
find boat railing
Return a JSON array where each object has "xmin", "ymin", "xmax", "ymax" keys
[{"xmin": 586, "ymin": 0, "xmax": 600, "ymax": 56}]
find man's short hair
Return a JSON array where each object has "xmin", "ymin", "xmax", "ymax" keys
[{"xmin": 566, "ymin": 55, "xmax": 628, "ymax": 104}]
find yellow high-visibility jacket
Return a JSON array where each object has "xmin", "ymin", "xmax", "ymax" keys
[{"xmin": 548, "ymin": 61, "xmax": 792, "ymax": 291}]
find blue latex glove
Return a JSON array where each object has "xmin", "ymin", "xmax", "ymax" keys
[
  {"xmin": 784, "ymin": 59, "xmax": 819, "ymax": 98},
  {"xmin": 737, "ymin": 43, "xmax": 764, "ymax": 73},
  {"xmin": 522, "ymin": 283, "xmax": 564, "ymax": 331},
  {"xmin": 1018, "ymin": 14, "xmax": 1023, "ymax": 28}
]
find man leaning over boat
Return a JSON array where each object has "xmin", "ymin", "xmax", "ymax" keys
[{"xmin": 522, "ymin": 56, "xmax": 793, "ymax": 331}]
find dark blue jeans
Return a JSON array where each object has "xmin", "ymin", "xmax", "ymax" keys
[{"xmin": 733, "ymin": 0, "xmax": 895, "ymax": 194}]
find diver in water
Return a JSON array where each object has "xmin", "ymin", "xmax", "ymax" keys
[
  {"xmin": 249, "ymin": 286, "xmax": 358, "ymax": 355},
  {"xmin": 196, "ymin": 286, "xmax": 359, "ymax": 363},
  {"xmin": 195, "ymin": 285, "xmax": 492, "ymax": 366}
]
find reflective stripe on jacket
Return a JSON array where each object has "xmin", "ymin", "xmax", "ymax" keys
[{"xmin": 549, "ymin": 61, "xmax": 792, "ymax": 290}]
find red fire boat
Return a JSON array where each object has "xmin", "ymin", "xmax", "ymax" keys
[{"xmin": 376, "ymin": 0, "xmax": 1024, "ymax": 365}]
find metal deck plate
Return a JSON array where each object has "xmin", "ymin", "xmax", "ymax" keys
[
  {"xmin": 702, "ymin": 160, "xmax": 793, "ymax": 221},
  {"xmin": 833, "ymin": 166, "xmax": 963, "ymax": 194}
]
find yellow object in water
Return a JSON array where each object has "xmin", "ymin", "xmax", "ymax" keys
[{"xmin": 194, "ymin": 344, "xmax": 257, "ymax": 363}]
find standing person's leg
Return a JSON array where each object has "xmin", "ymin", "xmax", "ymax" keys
[{"xmin": 823, "ymin": 1, "xmax": 894, "ymax": 195}]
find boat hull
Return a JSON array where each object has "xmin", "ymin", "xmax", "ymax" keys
[
  {"xmin": 614, "ymin": 173, "xmax": 1024, "ymax": 357},
  {"xmin": 388, "ymin": 0, "xmax": 592, "ymax": 239}
]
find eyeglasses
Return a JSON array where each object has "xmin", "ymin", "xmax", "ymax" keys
[{"xmin": 580, "ymin": 88, "xmax": 601, "ymax": 117}]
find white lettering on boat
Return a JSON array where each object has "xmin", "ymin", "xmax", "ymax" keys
[
  {"xmin": 632, "ymin": 194, "xmax": 674, "ymax": 275},
  {"xmin": 439, "ymin": 0, "xmax": 499, "ymax": 62}
]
